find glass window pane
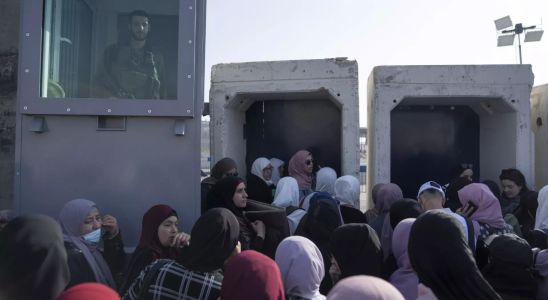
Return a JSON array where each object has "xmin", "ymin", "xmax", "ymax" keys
[{"xmin": 41, "ymin": 0, "xmax": 180, "ymax": 100}]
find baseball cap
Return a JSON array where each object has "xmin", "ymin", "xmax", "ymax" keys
[{"xmin": 418, "ymin": 181, "xmax": 445, "ymax": 198}]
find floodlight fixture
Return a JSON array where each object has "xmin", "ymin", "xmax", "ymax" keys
[
  {"xmin": 497, "ymin": 34, "xmax": 515, "ymax": 47},
  {"xmin": 495, "ymin": 16, "xmax": 513, "ymax": 31},
  {"xmin": 524, "ymin": 30, "xmax": 544, "ymax": 42},
  {"xmin": 494, "ymin": 16, "xmax": 543, "ymax": 64}
]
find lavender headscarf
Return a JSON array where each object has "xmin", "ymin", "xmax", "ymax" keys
[
  {"xmin": 390, "ymin": 219, "xmax": 419, "ymax": 300},
  {"xmin": 378, "ymin": 184, "xmax": 404, "ymax": 261},
  {"xmin": 458, "ymin": 183, "xmax": 505, "ymax": 237},
  {"xmin": 327, "ymin": 276, "xmax": 405, "ymax": 300},
  {"xmin": 275, "ymin": 236, "xmax": 326, "ymax": 300},
  {"xmin": 58, "ymin": 199, "xmax": 116, "ymax": 288}
]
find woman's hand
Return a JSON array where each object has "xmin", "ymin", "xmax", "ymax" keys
[
  {"xmin": 102, "ymin": 215, "xmax": 120, "ymax": 238},
  {"xmin": 329, "ymin": 255, "xmax": 341, "ymax": 285},
  {"xmin": 456, "ymin": 204, "xmax": 474, "ymax": 218},
  {"xmin": 171, "ymin": 232, "xmax": 191, "ymax": 248},
  {"xmin": 251, "ymin": 220, "xmax": 266, "ymax": 238}
]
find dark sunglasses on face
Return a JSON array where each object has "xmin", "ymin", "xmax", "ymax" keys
[
  {"xmin": 226, "ymin": 172, "xmax": 238, "ymax": 177},
  {"xmin": 305, "ymin": 159, "xmax": 314, "ymax": 166},
  {"xmin": 428, "ymin": 181, "xmax": 441, "ymax": 189}
]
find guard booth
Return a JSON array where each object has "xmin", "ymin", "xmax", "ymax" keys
[
  {"xmin": 209, "ymin": 59, "xmax": 361, "ymax": 207},
  {"xmin": 15, "ymin": 0, "xmax": 206, "ymax": 246},
  {"xmin": 367, "ymin": 65, "xmax": 535, "ymax": 204}
]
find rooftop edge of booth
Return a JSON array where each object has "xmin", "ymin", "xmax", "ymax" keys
[
  {"xmin": 209, "ymin": 59, "xmax": 361, "ymax": 206},
  {"xmin": 367, "ymin": 65, "xmax": 535, "ymax": 209}
]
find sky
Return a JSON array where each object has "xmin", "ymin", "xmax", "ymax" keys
[{"xmin": 203, "ymin": 0, "xmax": 547, "ymax": 126}]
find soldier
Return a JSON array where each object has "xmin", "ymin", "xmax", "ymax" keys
[{"xmin": 91, "ymin": 10, "xmax": 167, "ymax": 99}]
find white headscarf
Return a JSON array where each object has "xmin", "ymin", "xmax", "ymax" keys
[
  {"xmin": 273, "ymin": 177, "xmax": 307, "ymax": 235},
  {"xmin": 270, "ymin": 158, "xmax": 285, "ymax": 187},
  {"xmin": 334, "ymin": 175, "xmax": 361, "ymax": 207},
  {"xmin": 301, "ymin": 168, "xmax": 338, "ymax": 211},
  {"xmin": 535, "ymin": 186, "xmax": 548, "ymax": 231},
  {"xmin": 275, "ymin": 236, "xmax": 326, "ymax": 300},
  {"xmin": 251, "ymin": 157, "xmax": 273, "ymax": 185},
  {"xmin": 316, "ymin": 168, "xmax": 337, "ymax": 195}
]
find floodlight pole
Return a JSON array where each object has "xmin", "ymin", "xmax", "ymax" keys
[
  {"xmin": 518, "ymin": 34, "xmax": 522, "ymax": 64},
  {"xmin": 502, "ymin": 23, "xmax": 536, "ymax": 64}
]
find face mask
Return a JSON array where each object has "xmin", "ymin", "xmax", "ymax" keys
[{"xmin": 83, "ymin": 228, "xmax": 102, "ymax": 244}]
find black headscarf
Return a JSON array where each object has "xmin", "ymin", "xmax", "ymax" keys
[
  {"xmin": 202, "ymin": 158, "xmax": 237, "ymax": 185},
  {"xmin": 408, "ymin": 211, "xmax": 502, "ymax": 300},
  {"xmin": 0, "ymin": 214, "xmax": 70, "ymax": 300},
  {"xmin": 482, "ymin": 234, "xmax": 537, "ymax": 299},
  {"xmin": 449, "ymin": 164, "xmax": 467, "ymax": 181},
  {"xmin": 445, "ymin": 177, "xmax": 472, "ymax": 212},
  {"xmin": 179, "ymin": 208, "xmax": 240, "ymax": 272},
  {"xmin": 330, "ymin": 224, "xmax": 382, "ymax": 280},
  {"xmin": 210, "ymin": 176, "xmax": 245, "ymax": 219},
  {"xmin": 482, "ymin": 180, "xmax": 501, "ymax": 201},
  {"xmin": 389, "ymin": 199, "xmax": 424, "ymax": 229}
]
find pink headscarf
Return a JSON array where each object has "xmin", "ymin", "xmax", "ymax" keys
[
  {"xmin": 416, "ymin": 284, "xmax": 438, "ymax": 300},
  {"xmin": 378, "ymin": 184, "xmax": 403, "ymax": 261},
  {"xmin": 289, "ymin": 150, "xmax": 312, "ymax": 191},
  {"xmin": 389, "ymin": 219, "xmax": 419, "ymax": 300},
  {"xmin": 458, "ymin": 183, "xmax": 505, "ymax": 237},
  {"xmin": 327, "ymin": 276, "xmax": 405, "ymax": 300}
]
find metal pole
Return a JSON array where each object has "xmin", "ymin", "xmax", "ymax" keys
[{"xmin": 518, "ymin": 33, "xmax": 522, "ymax": 64}]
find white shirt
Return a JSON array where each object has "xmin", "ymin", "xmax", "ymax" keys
[{"xmin": 427, "ymin": 208, "xmax": 477, "ymax": 246}]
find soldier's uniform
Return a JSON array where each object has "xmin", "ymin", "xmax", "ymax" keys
[{"xmin": 91, "ymin": 44, "xmax": 167, "ymax": 99}]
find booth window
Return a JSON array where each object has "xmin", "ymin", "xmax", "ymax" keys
[{"xmin": 41, "ymin": 0, "xmax": 180, "ymax": 100}]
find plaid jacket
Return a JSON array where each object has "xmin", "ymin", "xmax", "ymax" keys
[{"xmin": 122, "ymin": 259, "xmax": 223, "ymax": 300}]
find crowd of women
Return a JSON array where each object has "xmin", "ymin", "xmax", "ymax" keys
[{"xmin": 2, "ymin": 151, "xmax": 548, "ymax": 300}]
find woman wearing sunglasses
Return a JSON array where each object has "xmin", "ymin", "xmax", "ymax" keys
[
  {"xmin": 201, "ymin": 157, "xmax": 238, "ymax": 214},
  {"xmin": 289, "ymin": 150, "xmax": 317, "ymax": 200}
]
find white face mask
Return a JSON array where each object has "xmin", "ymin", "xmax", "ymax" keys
[{"xmin": 83, "ymin": 228, "xmax": 101, "ymax": 244}]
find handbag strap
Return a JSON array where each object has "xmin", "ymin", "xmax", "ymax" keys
[{"xmin": 137, "ymin": 259, "xmax": 170, "ymax": 300}]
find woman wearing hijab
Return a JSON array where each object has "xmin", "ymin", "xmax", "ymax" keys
[
  {"xmin": 275, "ymin": 236, "xmax": 326, "ymax": 300},
  {"xmin": 201, "ymin": 157, "xmax": 237, "ymax": 213},
  {"xmin": 444, "ymin": 177, "xmax": 472, "ymax": 212},
  {"xmin": 56, "ymin": 283, "xmax": 119, "ymax": 300},
  {"xmin": 123, "ymin": 208, "xmax": 241, "ymax": 300},
  {"xmin": 481, "ymin": 234, "xmax": 538, "ymax": 300},
  {"xmin": 119, "ymin": 205, "xmax": 191, "ymax": 295},
  {"xmin": 383, "ymin": 199, "xmax": 423, "ymax": 281},
  {"xmin": 295, "ymin": 199, "xmax": 342, "ymax": 295},
  {"xmin": 59, "ymin": 199, "xmax": 125, "ymax": 290},
  {"xmin": 408, "ymin": 210, "xmax": 502, "ymax": 300},
  {"xmin": 221, "ymin": 251, "xmax": 285, "ymax": 300},
  {"xmin": 290, "ymin": 150, "xmax": 316, "ymax": 199},
  {"xmin": 368, "ymin": 183, "xmax": 403, "ymax": 238},
  {"xmin": 499, "ymin": 168, "xmax": 531, "ymax": 217},
  {"xmin": 457, "ymin": 183, "xmax": 515, "ymax": 241},
  {"xmin": 327, "ymin": 276, "xmax": 405, "ymax": 300},
  {"xmin": 0, "ymin": 210, "xmax": 13, "ymax": 231},
  {"xmin": 329, "ymin": 224, "xmax": 382, "ymax": 288},
  {"xmin": 273, "ymin": 177, "xmax": 307, "ymax": 236},
  {"xmin": 0, "ymin": 214, "xmax": 70, "ymax": 300},
  {"xmin": 364, "ymin": 183, "xmax": 385, "ymax": 223},
  {"xmin": 389, "ymin": 219, "xmax": 418, "ymax": 300},
  {"xmin": 270, "ymin": 158, "xmax": 285, "ymax": 187},
  {"xmin": 247, "ymin": 157, "xmax": 276, "ymax": 204},
  {"xmin": 534, "ymin": 248, "xmax": 548, "ymax": 300},
  {"xmin": 334, "ymin": 175, "xmax": 367, "ymax": 224},
  {"xmin": 210, "ymin": 176, "xmax": 266, "ymax": 251},
  {"xmin": 447, "ymin": 164, "xmax": 474, "ymax": 184},
  {"xmin": 532, "ymin": 186, "xmax": 548, "ymax": 249},
  {"xmin": 300, "ymin": 167, "xmax": 337, "ymax": 211}
]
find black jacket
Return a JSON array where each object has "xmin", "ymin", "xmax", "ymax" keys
[
  {"xmin": 201, "ymin": 182, "xmax": 214, "ymax": 214},
  {"xmin": 340, "ymin": 206, "xmax": 368, "ymax": 224},
  {"xmin": 64, "ymin": 231, "xmax": 126, "ymax": 290},
  {"xmin": 246, "ymin": 174, "xmax": 275, "ymax": 204},
  {"xmin": 119, "ymin": 247, "xmax": 155, "ymax": 296}
]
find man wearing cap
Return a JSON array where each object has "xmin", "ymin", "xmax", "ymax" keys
[{"xmin": 417, "ymin": 181, "xmax": 475, "ymax": 246}]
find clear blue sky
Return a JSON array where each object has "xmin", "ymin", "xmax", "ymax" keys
[{"xmin": 204, "ymin": 0, "xmax": 547, "ymax": 126}]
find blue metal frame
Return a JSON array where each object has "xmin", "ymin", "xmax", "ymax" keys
[{"xmin": 17, "ymin": 0, "xmax": 198, "ymax": 117}]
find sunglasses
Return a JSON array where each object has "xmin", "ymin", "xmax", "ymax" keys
[
  {"xmin": 226, "ymin": 172, "xmax": 238, "ymax": 177},
  {"xmin": 305, "ymin": 159, "xmax": 314, "ymax": 166},
  {"xmin": 428, "ymin": 181, "xmax": 441, "ymax": 189}
]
